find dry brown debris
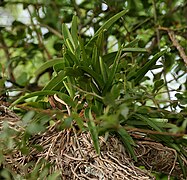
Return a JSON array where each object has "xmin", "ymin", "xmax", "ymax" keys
[
  {"xmin": 3, "ymin": 121, "xmax": 154, "ymax": 179},
  {"xmin": 1, "ymin": 108, "xmax": 186, "ymax": 179}
]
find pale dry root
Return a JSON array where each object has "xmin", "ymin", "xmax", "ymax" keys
[{"xmin": 1, "ymin": 106, "xmax": 186, "ymax": 179}]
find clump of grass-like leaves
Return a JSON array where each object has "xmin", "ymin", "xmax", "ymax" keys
[{"xmin": 11, "ymin": 10, "xmax": 187, "ymax": 177}]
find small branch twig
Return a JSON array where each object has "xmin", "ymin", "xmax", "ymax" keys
[
  {"xmin": 27, "ymin": 7, "xmax": 52, "ymax": 60},
  {"xmin": 159, "ymin": 26, "xmax": 187, "ymax": 66},
  {"xmin": 125, "ymin": 126, "xmax": 185, "ymax": 138}
]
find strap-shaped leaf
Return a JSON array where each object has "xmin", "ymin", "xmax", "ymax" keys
[
  {"xmin": 123, "ymin": 47, "xmax": 147, "ymax": 52},
  {"xmin": 11, "ymin": 90, "xmax": 75, "ymax": 108},
  {"xmin": 86, "ymin": 9, "xmax": 128, "ymax": 49},
  {"xmin": 96, "ymin": 30, "xmax": 105, "ymax": 56},
  {"xmin": 62, "ymin": 24, "xmax": 75, "ymax": 52},
  {"xmin": 117, "ymin": 126, "xmax": 137, "ymax": 161},
  {"xmin": 35, "ymin": 58, "xmax": 63, "ymax": 77},
  {"xmin": 135, "ymin": 114, "xmax": 163, "ymax": 132},
  {"xmin": 64, "ymin": 50, "xmax": 79, "ymax": 66},
  {"xmin": 42, "ymin": 71, "xmax": 65, "ymax": 91},
  {"xmin": 128, "ymin": 49, "xmax": 167, "ymax": 84},
  {"xmin": 103, "ymin": 48, "xmax": 147, "ymax": 66},
  {"xmin": 79, "ymin": 66, "xmax": 104, "ymax": 90},
  {"xmin": 71, "ymin": 15, "xmax": 79, "ymax": 49},
  {"xmin": 85, "ymin": 108, "xmax": 100, "ymax": 154},
  {"xmin": 92, "ymin": 45, "xmax": 100, "ymax": 73},
  {"xmin": 102, "ymin": 45, "xmax": 123, "ymax": 95},
  {"xmin": 63, "ymin": 76, "xmax": 75, "ymax": 98},
  {"xmin": 99, "ymin": 57, "xmax": 108, "ymax": 83},
  {"xmin": 124, "ymin": 39, "xmax": 139, "ymax": 47},
  {"xmin": 79, "ymin": 36, "xmax": 89, "ymax": 65}
]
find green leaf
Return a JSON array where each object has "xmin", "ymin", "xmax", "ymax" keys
[
  {"xmin": 103, "ymin": 51, "xmax": 117, "ymax": 66},
  {"xmin": 53, "ymin": 63, "xmax": 65, "ymax": 73},
  {"xmin": 17, "ymin": 72, "xmax": 28, "ymax": 86},
  {"xmin": 64, "ymin": 50, "xmax": 79, "ymax": 66},
  {"xmin": 177, "ymin": 155, "xmax": 187, "ymax": 178},
  {"xmin": 85, "ymin": 108, "xmax": 100, "ymax": 154},
  {"xmin": 11, "ymin": 90, "xmax": 75, "ymax": 108},
  {"xmin": 62, "ymin": 24, "xmax": 75, "ymax": 52},
  {"xmin": 79, "ymin": 36, "xmax": 89, "ymax": 65},
  {"xmin": 21, "ymin": 101, "xmax": 50, "ymax": 109},
  {"xmin": 0, "ymin": 63, "xmax": 2, "ymax": 74},
  {"xmin": 22, "ymin": 111, "xmax": 35, "ymax": 124},
  {"xmin": 35, "ymin": 58, "xmax": 63, "ymax": 77},
  {"xmin": 94, "ymin": 9, "xmax": 128, "ymax": 38},
  {"xmin": 135, "ymin": 114, "xmax": 162, "ymax": 132},
  {"xmin": 102, "ymin": 45, "xmax": 123, "ymax": 95},
  {"xmin": 72, "ymin": 112, "xmax": 84, "ymax": 130},
  {"xmin": 92, "ymin": 45, "xmax": 100, "ymax": 73},
  {"xmin": 65, "ymin": 38, "xmax": 75, "ymax": 54},
  {"xmin": 153, "ymin": 79, "xmax": 164, "ymax": 93},
  {"xmin": 88, "ymin": 79, "xmax": 100, "ymax": 95},
  {"xmin": 124, "ymin": 39, "xmax": 140, "ymax": 47},
  {"xmin": 0, "ymin": 77, "xmax": 5, "ymax": 93},
  {"xmin": 123, "ymin": 47, "xmax": 147, "ymax": 52},
  {"xmin": 47, "ymin": 171, "xmax": 61, "ymax": 180},
  {"xmin": 103, "ymin": 48, "xmax": 146, "ymax": 66},
  {"xmin": 96, "ymin": 30, "xmax": 105, "ymax": 56},
  {"xmin": 60, "ymin": 117, "xmax": 73, "ymax": 129},
  {"xmin": 71, "ymin": 15, "xmax": 78, "ymax": 49},
  {"xmin": 86, "ymin": 9, "xmax": 128, "ymax": 48},
  {"xmin": 117, "ymin": 126, "xmax": 137, "ymax": 161},
  {"xmin": 42, "ymin": 71, "xmax": 65, "ymax": 91},
  {"xmin": 120, "ymin": 104, "xmax": 129, "ymax": 119},
  {"xmin": 26, "ymin": 122, "xmax": 45, "ymax": 135},
  {"xmin": 129, "ymin": 49, "xmax": 167, "ymax": 84},
  {"xmin": 79, "ymin": 66, "xmax": 104, "ymax": 90},
  {"xmin": 63, "ymin": 76, "xmax": 75, "ymax": 98},
  {"xmin": 65, "ymin": 67, "xmax": 83, "ymax": 77},
  {"xmin": 99, "ymin": 57, "xmax": 108, "ymax": 83}
]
